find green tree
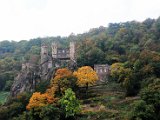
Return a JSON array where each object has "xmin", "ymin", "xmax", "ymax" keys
[
  {"xmin": 140, "ymin": 78, "xmax": 160, "ymax": 119},
  {"xmin": 59, "ymin": 88, "xmax": 81, "ymax": 118},
  {"xmin": 128, "ymin": 100, "xmax": 156, "ymax": 120}
]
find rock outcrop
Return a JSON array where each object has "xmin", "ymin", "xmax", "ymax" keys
[{"xmin": 11, "ymin": 63, "xmax": 40, "ymax": 96}]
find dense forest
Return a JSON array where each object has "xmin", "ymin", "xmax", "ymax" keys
[{"xmin": 0, "ymin": 17, "xmax": 160, "ymax": 120}]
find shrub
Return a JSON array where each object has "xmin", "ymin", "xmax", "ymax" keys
[
  {"xmin": 13, "ymin": 105, "xmax": 60, "ymax": 120},
  {"xmin": 0, "ymin": 102, "xmax": 24, "ymax": 119},
  {"xmin": 128, "ymin": 100, "xmax": 156, "ymax": 120},
  {"xmin": 140, "ymin": 78, "xmax": 160, "ymax": 119},
  {"xmin": 0, "ymin": 92, "xmax": 31, "ymax": 120},
  {"xmin": 140, "ymin": 78, "xmax": 160, "ymax": 106}
]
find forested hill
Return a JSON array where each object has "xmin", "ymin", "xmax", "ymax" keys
[
  {"xmin": 0, "ymin": 17, "xmax": 160, "ymax": 120},
  {"xmin": 0, "ymin": 17, "xmax": 160, "ymax": 91}
]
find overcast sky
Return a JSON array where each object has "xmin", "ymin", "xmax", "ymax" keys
[{"xmin": 0, "ymin": 0, "xmax": 160, "ymax": 41}]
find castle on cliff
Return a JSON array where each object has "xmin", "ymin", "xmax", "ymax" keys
[
  {"xmin": 11, "ymin": 42, "xmax": 76, "ymax": 96},
  {"xmin": 11, "ymin": 41, "xmax": 110, "ymax": 97}
]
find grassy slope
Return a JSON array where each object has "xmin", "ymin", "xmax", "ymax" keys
[
  {"xmin": 78, "ymin": 82, "xmax": 140, "ymax": 120},
  {"xmin": 0, "ymin": 91, "xmax": 10, "ymax": 104}
]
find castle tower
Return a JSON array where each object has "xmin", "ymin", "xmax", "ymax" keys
[
  {"xmin": 41, "ymin": 45, "xmax": 48, "ymax": 77},
  {"xmin": 52, "ymin": 42, "xmax": 58, "ymax": 59},
  {"xmin": 69, "ymin": 42, "xmax": 75, "ymax": 60},
  {"xmin": 41, "ymin": 45, "xmax": 48, "ymax": 63}
]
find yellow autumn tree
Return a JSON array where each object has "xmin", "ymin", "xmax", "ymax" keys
[
  {"xmin": 73, "ymin": 66, "xmax": 98, "ymax": 92},
  {"xmin": 110, "ymin": 62, "xmax": 132, "ymax": 83},
  {"xmin": 26, "ymin": 92, "xmax": 55, "ymax": 110},
  {"xmin": 110, "ymin": 63, "xmax": 124, "ymax": 82}
]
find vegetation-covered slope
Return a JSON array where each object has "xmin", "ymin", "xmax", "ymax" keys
[{"xmin": 0, "ymin": 17, "xmax": 160, "ymax": 120}]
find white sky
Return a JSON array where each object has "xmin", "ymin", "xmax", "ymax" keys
[{"xmin": 0, "ymin": 0, "xmax": 160, "ymax": 41}]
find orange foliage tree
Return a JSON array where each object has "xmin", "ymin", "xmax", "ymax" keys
[
  {"xmin": 47, "ymin": 68, "xmax": 74, "ymax": 96},
  {"xmin": 26, "ymin": 68, "xmax": 75, "ymax": 110},
  {"xmin": 26, "ymin": 92, "xmax": 55, "ymax": 110},
  {"xmin": 54, "ymin": 68, "xmax": 73, "ymax": 81},
  {"xmin": 73, "ymin": 66, "xmax": 98, "ymax": 92}
]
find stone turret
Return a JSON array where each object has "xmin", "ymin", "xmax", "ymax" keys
[
  {"xmin": 41, "ymin": 45, "xmax": 48, "ymax": 64},
  {"xmin": 41, "ymin": 45, "xmax": 49, "ymax": 80},
  {"xmin": 52, "ymin": 42, "xmax": 58, "ymax": 59},
  {"xmin": 70, "ymin": 42, "xmax": 75, "ymax": 60}
]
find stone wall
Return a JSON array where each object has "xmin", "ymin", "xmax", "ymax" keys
[{"xmin": 94, "ymin": 64, "xmax": 110, "ymax": 83}]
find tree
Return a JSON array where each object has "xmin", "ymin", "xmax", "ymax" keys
[
  {"xmin": 49, "ymin": 68, "xmax": 75, "ymax": 96},
  {"xmin": 73, "ymin": 66, "xmax": 98, "ymax": 94},
  {"xmin": 128, "ymin": 100, "xmax": 156, "ymax": 120},
  {"xmin": 140, "ymin": 78, "xmax": 160, "ymax": 119},
  {"xmin": 29, "ymin": 46, "xmax": 40, "ymax": 55},
  {"xmin": 59, "ymin": 88, "xmax": 80, "ymax": 118},
  {"xmin": 110, "ymin": 63, "xmax": 123, "ymax": 82},
  {"xmin": 26, "ymin": 92, "xmax": 55, "ymax": 110},
  {"xmin": 110, "ymin": 62, "xmax": 140, "ymax": 96},
  {"xmin": 110, "ymin": 63, "xmax": 132, "ymax": 83},
  {"xmin": 76, "ymin": 39, "xmax": 105, "ymax": 67},
  {"xmin": 53, "ymin": 68, "xmax": 72, "ymax": 81}
]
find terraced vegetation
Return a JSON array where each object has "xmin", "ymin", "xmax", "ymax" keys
[{"xmin": 79, "ymin": 82, "xmax": 140, "ymax": 120}]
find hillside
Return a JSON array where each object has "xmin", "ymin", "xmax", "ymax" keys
[{"xmin": 0, "ymin": 17, "xmax": 160, "ymax": 120}]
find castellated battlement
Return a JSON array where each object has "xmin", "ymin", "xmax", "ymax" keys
[{"xmin": 51, "ymin": 42, "xmax": 75, "ymax": 60}]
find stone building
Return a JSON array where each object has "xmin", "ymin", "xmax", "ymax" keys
[{"xmin": 94, "ymin": 64, "xmax": 110, "ymax": 83}]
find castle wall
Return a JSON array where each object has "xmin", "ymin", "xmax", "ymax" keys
[{"xmin": 94, "ymin": 64, "xmax": 110, "ymax": 83}]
